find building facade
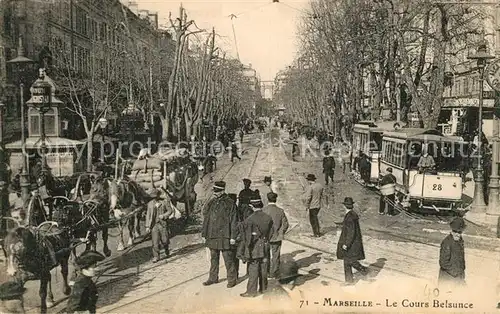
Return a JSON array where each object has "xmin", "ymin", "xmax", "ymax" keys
[{"xmin": 0, "ymin": 0, "xmax": 172, "ymax": 143}]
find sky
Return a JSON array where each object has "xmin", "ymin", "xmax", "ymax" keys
[{"xmin": 133, "ymin": 0, "xmax": 310, "ymax": 81}]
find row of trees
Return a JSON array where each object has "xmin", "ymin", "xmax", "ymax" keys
[
  {"xmin": 276, "ymin": 0, "xmax": 488, "ymax": 138},
  {"xmin": 48, "ymin": 5, "xmax": 258, "ymax": 169}
]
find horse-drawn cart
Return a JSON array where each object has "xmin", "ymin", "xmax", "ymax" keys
[{"xmin": 129, "ymin": 147, "xmax": 199, "ymax": 219}]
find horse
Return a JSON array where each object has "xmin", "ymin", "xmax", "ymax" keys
[
  {"xmin": 2, "ymin": 219, "xmax": 73, "ymax": 313},
  {"xmin": 91, "ymin": 176, "xmax": 151, "ymax": 251}
]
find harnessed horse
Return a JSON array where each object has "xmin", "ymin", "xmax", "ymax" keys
[
  {"xmin": 2, "ymin": 217, "xmax": 74, "ymax": 313},
  {"xmin": 91, "ymin": 176, "xmax": 151, "ymax": 251}
]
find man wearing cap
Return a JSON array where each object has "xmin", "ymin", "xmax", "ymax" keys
[
  {"xmin": 379, "ymin": 168, "xmax": 397, "ymax": 216},
  {"xmin": 145, "ymin": 188, "xmax": 173, "ymax": 263},
  {"xmin": 0, "ymin": 281, "xmax": 26, "ymax": 313},
  {"xmin": 263, "ymin": 192, "xmax": 289, "ymax": 279},
  {"xmin": 239, "ymin": 194, "xmax": 273, "ymax": 297},
  {"xmin": 66, "ymin": 251, "xmax": 105, "ymax": 314},
  {"xmin": 438, "ymin": 217, "xmax": 466, "ymax": 292},
  {"xmin": 337, "ymin": 197, "xmax": 368, "ymax": 284},
  {"xmin": 238, "ymin": 179, "xmax": 254, "ymax": 211},
  {"xmin": 202, "ymin": 181, "xmax": 239, "ymax": 288},
  {"xmin": 322, "ymin": 150, "xmax": 336, "ymax": 185},
  {"xmin": 303, "ymin": 174, "xmax": 324, "ymax": 237},
  {"xmin": 417, "ymin": 146, "xmax": 436, "ymax": 173}
]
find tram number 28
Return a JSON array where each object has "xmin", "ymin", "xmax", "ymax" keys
[{"xmin": 432, "ymin": 184, "xmax": 443, "ymax": 191}]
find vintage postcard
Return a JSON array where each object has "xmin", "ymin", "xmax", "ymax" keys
[{"xmin": 0, "ymin": 0, "xmax": 499, "ymax": 313}]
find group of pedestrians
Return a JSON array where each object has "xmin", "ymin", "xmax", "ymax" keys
[{"xmin": 201, "ymin": 177, "xmax": 290, "ymax": 297}]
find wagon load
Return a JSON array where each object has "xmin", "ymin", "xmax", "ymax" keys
[{"xmin": 130, "ymin": 148, "xmax": 191, "ymax": 191}]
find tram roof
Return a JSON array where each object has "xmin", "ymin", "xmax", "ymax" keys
[
  {"xmin": 353, "ymin": 121, "xmax": 406, "ymax": 132},
  {"xmin": 384, "ymin": 128, "xmax": 466, "ymax": 143}
]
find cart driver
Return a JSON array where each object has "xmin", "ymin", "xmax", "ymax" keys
[{"xmin": 417, "ymin": 145, "xmax": 435, "ymax": 173}]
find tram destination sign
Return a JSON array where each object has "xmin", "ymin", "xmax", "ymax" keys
[{"xmin": 486, "ymin": 59, "xmax": 500, "ymax": 92}]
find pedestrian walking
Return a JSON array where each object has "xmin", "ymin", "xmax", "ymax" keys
[
  {"xmin": 66, "ymin": 251, "xmax": 105, "ymax": 314},
  {"xmin": 231, "ymin": 141, "xmax": 241, "ymax": 162},
  {"xmin": 322, "ymin": 150, "xmax": 336, "ymax": 185},
  {"xmin": 201, "ymin": 153, "xmax": 217, "ymax": 181},
  {"xmin": 342, "ymin": 143, "xmax": 352, "ymax": 174},
  {"xmin": 336, "ymin": 197, "xmax": 368, "ymax": 285},
  {"xmin": 201, "ymin": 181, "xmax": 239, "ymax": 288},
  {"xmin": 145, "ymin": 188, "xmax": 173, "ymax": 263},
  {"xmin": 0, "ymin": 281, "xmax": 26, "ymax": 314},
  {"xmin": 438, "ymin": 217, "xmax": 466, "ymax": 293},
  {"xmin": 302, "ymin": 174, "xmax": 323, "ymax": 237},
  {"xmin": 263, "ymin": 192, "xmax": 289, "ymax": 279},
  {"xmin": 239, "ymin": 195, "xmax": 273, "ymax": 297},
  {"xmin": 379, "ymin": 168, "xmax": 397, "ymax": 216}
]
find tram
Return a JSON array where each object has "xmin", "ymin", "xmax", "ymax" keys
[
  {"xmin": 352, "ymin": 121, "xmax": 385, "ymax": 184},
  {"xmin": 379, "ymin": 128, "xmax": 469, "ymax": 212}
]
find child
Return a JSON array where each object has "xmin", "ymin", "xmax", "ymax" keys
[{"xmin": 66, "ymin": 250, "xmax": 105, "ymax": 314}]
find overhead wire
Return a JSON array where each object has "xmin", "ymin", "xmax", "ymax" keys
[{"xmin": 227, "ymin": 2, "xmax": 277, "ymax": 61}]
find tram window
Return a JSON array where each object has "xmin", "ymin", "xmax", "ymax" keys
[
  {"xmin": 389, "ymin": 142, "xmax": 395, "ymax": 165},
  {"xmin": 395, "ymin": 143, "xmax": 402, "ymax": 167},
  {"xmin": 370, "ymin": 133, "xmax": 382, "ymax": 151}
]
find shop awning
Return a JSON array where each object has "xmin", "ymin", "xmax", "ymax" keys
[{"xmin": 6, "ymin": 136, "xmax": 85, "ymax": 149}]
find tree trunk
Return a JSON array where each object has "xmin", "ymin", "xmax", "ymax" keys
[{"xmin": 86, "ymin": 132, "xmax": 93, "ymax": 172}]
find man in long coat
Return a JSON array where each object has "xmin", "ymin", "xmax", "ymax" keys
[
  {"xmin": 239, "ymin": 194, "xmax": 273, "ymax": 297},
  {"xmin": 145, "ymin": 189, "xmax": 173, "ymax": 263},
  {"xmin": 336, "ymin": 197, "xmax": 368, "ymax": 284},
  {"xmin": 438, "ymin": 217, "xmax": 466, "ymax": 293},
  {"xmin": 263, "ymin": 192, "xmax": 289, "ymax": 278},
  {"xmin": 202, "ymin": 181, "xmax": 238, "ymax": 288}
]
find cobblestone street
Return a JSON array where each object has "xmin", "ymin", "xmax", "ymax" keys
[{"xmin": 29, "ymin": 129, "xmax": 498, "ymax": 313}]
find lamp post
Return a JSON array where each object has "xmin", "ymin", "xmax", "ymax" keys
[
  {"xmin": 6, "ymin": 36, "xmax": 34, "ymax": 207},
  {"xmin": 468, "ymin": 41, "xmax": 494, "ymax": 212},
  {"xmin": 30, "ymin": 70, "xmax": 52, "ymax": 173}
]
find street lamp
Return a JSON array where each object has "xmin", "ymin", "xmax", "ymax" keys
[
  {"xmin": 6, "ymin": 36, "xmax": 34, "ymax": 208},
  {"xmin": 468, "ymin": 41, "xmax": 494, "ymax": 212},
  {"xmin": 28, "ymin": 70, "xmax": 52, "ymax": 174}
]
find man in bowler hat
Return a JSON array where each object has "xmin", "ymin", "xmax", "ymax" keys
[
  {"xmin": 0, "ymin": 281, "xmax": 26, "ymax": 313},
  {"xmin": 202, "ymin": 181, "xmax": 239, "ymax": 288},
  {"xmin": 439, "ymin": 217, "xmax": 466, "ymax": 293},
  {"xmin": 239, "ymin": 194, "xmax": 273, "ymax": 297},
  {"xmin": 66, "ymin": 250, "xmax": 105, "ymax": 314},
  {"xmin": 303, "ymin": 174, "xmax": 324, "ymax": 237},
  {"xmin": 337, "ymin": 197, "xmax": 368, "ymax": 284},
  {"xmin": 145, "ymin": 188, "xmax": 173, "ymax": 263}
]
